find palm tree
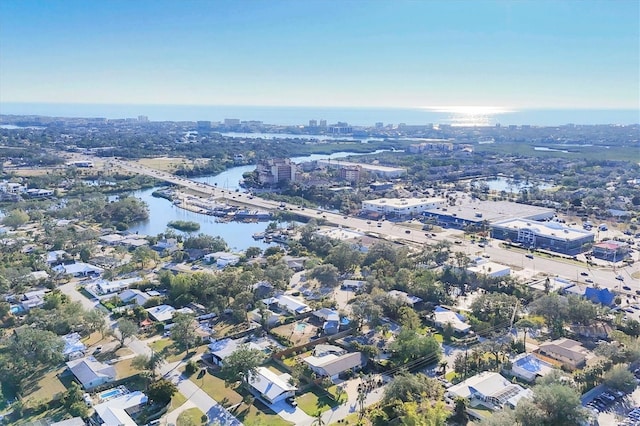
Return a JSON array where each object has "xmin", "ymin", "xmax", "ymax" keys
[
  {"xmin": 516, "ymin": 318, "xmax": 536, "ymax": 353},
  {"xmin": 311, "ymin": 411, "xmax": 326, "ymax": 426},
  {"xmin": 439, "ymin": 359, "xmax": 448, "ymax": 376}
]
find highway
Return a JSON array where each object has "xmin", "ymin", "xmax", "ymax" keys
[{"xmin": 102, "ymin": 156, "xmax": 639, "ymax": 296}]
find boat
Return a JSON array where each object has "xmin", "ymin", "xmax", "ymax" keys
[{"xmin": 252, "ymin": 232, "xmax": 265, "ymax": 240}]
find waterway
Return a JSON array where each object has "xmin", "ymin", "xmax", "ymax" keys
[
  {"xmin": 481, "ymin": 176, "xmax": 553, "ymax": 192},
  {"xmin": 127, "ymin": 150, "xmax": 386, "ymax": 249}
]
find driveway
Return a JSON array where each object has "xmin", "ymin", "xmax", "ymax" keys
[{"xmin": 268, "ymin": 400, "xmax": 315, "ymax": 425}]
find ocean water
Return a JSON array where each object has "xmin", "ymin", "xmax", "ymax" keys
[{"xmin": 1, "ymin": 102, "xmax": 638, "ymax": 126}]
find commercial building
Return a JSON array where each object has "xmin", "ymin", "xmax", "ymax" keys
[
  {"xmin": 362, "ymin": 197, "xmax": 446, "ymax": 217},
  {"xmin": 490, "ymin": 219, "xmax": 594, "ymax": 255},
  {"xmin": 592, "ymin": 240, "xmax": 630, "ymax": 261},
  {"xmin": 317, "ymin": 159, "xmax": 407, "ymax": 179},
  {"xmin": 256, "ymin": 158, "xmax": 296, "ymax": 185},
  {"xmin": 339, "ymin": 165, "xmax": 361, "ymax": 183},
  {"xmin": 421, "ymin": 198, "xmax": 555, "ymax": 230}
]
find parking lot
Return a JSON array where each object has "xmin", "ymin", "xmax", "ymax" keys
[{"xmin": 585, "ymin": 369, "xmax": 640, "ymax": 425}]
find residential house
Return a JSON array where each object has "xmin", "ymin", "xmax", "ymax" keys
[
  {"xmin": 66, "ymin": 356, "xmax": 116, "ymax": 390},
  {"xmin": 263, "ymin": 294, "xmax": 311, "ymax": 315},
  {"xmin": 20, "ymin": 289, "xmax": 50, "ymax": 310},
  {"xmin": 341, "ymin": 280, "xmax": 365, "ymax": 292},
  {"xmin": 93, "ymin": 391, "xmax": 148, "ymax": 426},
  {"xmin": 96, "ymin": 277, "xmax": 143, "ymax": 295},
  {"xmin": 208, "ymin": 338, "xmax": 269, "ymax": 366},
  {"xmin": 99, "ymin": 234, "xmax": 125, "ymax": 246},
  {"xmin": 53, "ymin": 262, "xmax": 104, "ymax": 277},
  {"xmin": 62, "ymin": 332, "xmax": 87, "ymax": 360},
  {"xmin": 303, "ymin": 345, "xmax": 366, "ymax": 382},
  {"xmin": 204, "ymin": 252, "xmax": 241, "ymax": 268},
  {"xmin": 45, "ymin": 250, "xmax": 68, "ymax": 265},
  {"xmin": 118, "ymin": 289, "xmax": 151, "ymax": 306},
  {"xmin": 151, "ymin": 238, "xmax": 179, "ymax": 254},
  {"xmin": 312, "ymin": 308, "xmax": 341, "ymax": 335},
  {"xmin": 145, "ymin": 305, "xmax": 176, "ymax": 322},
  {"xmin": 433, "ymin": 306, "xmax": 472, "ymax": 335},
  {"xmin": 248, "ymin": 367, "xmax": 297, "ymax": 404},
  {"xmin": 537, "ymin": 338, "xmax": 589, "ymax": 370},
  {"xmin": 447, "ymin": 371, "xmax": 532, "ymax": 410},
  {"xmin": 388, "ymin": 290, "xmax": 423, "ymax": 307}
]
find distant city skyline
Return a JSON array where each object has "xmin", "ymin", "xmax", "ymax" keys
[{"xmin": 0, "ymin": 0, "xmax": 638, "ymax": 110}]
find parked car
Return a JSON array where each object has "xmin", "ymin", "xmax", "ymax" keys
[{"xmin": 581, "ymin": 272, "xmax": 589, "ymax": 276}]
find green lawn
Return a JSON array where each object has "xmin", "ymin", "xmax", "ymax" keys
[
  {"xmin": 189, "ymin": 370, "xmax": 243, "ymax": 407},
  {"xmin": 297, "ymin": 388, "xmax": 341, "ymax": 416},
  {"xmin": 149, "ymin": 338, "xmax": 207, "ymax": 362},
  {"xmin": 22, "ymin": 367, "xmax": 68, "ymax": 404},
  {"xmin": 169, "ymin": 392, "xmax": 188, "ymax": 412},
  {"xmin": 234, "ymin": 399, "xmax": 293, "ymax": 426},
  {"xmin": 177, "ymin": 407, "xmax": 207, "ymax": 426},
  {"xmin": 114, "ymin": 358, "xmax": 139, "ymax": 379}
]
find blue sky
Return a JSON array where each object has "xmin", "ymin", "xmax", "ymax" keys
[{"xmin": 1, "ymin": 0, "xmax": 638, "ymax": 109}]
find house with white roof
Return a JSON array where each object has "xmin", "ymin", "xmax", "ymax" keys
[
  {"xmin": 447, "ymin": 371, "xmax": 531, "ymax": 410},
  {"xmin": 433, "ymin": 306, "xmax": 472, "ymax": 335},
  {"xmin": 66, "ymin": 356, "xmax": 116, "ymax": 390},
  {"xmin": 204, "ymin": 251, "xmax": 241, "ymax": 268},
  {"xmin": 248, "ymin": 366, "xmax": 296, "ymax": 404},
  {"xmin": 62, "ymin": 332, "xmax": 87, "ymax": 360},
  {"xmin": 53, "ymin": 262, "xmax": 104, "ymax": 277},
  {"xmin": 303, "ymin": 345, "xmax": 366, "ymax": 382},
  {"xmin": 97, "ymin": 277, "xmax": 143, "ymax": 295},
  {"xmin": 93, "ymin": 391, "xmax": 148, "ymax": 426},
  {"xmin": 45, "ymin": 250, "xmax": 68, "ymax": 265},
  {"xmin": 263, "ymin": 294, "xmax": 311, "ymax": 315},
  {"xmin": 118, "ymin": 289, "xmax": 151, "ymax": 306},
  {"xmin": 146, "ymin": 304, "xmax": 176, "ymax": 322},
  {"xmin": 388, "ymin": 289, "xmax": 423, "ymax": 307},
  {"xmin": 208, "ymin": 338, "xmax": 265, "ymax": 366},
  {"xmin": 100, "ymin": 234, "xmax": 125, "ymax": 245}
]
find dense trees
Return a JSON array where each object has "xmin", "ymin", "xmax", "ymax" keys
[
  {"xmin": 470, "ymin": 292, "xmax": 519, "ymax": 328},
  {"xmin": 171, "ymin": 313, "xmax": 198, "ymax": 353},
  {"xmin": 383, "ymin": 371, "xmax": 444, "ymax": 403},
  {"xmin": 389, "ymin": 329, "xmax": 441, "ymax": 366},
  {"xmin": 604, "ymin": 364, "xmax": 637, "ymax": 394},
  {"xmin": 115, "ymin": 318, "xmax": 138, "ymax": 347},
  {"xmin": 220, "ymin": 346, "xmax": 266, "ymax": 386}
]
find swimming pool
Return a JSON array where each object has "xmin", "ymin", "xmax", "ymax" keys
[
  {"xmin": 10, "ymin": 305, "xmax": 25, "ymax": 315},
  {"xmin": 99, "ymin": 386, "xmax": 127, "ymax": 401},
  {"xmin": 515, "ymin": 356, "xmax": 542, "ymax": 373},
  {"xmin": 295, "ymin": 323, "xmax": 308, "ymax": 332}
]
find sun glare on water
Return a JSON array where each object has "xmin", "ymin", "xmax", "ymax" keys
[{"xmin": 422, "ymin": 106, "xmax": 515, "ymax": 126}]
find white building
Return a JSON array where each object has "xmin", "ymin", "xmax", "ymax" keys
[
  {"xmin": 53, "ymin": 262, "xmax": 104, "ymax": 277},
  {"xmin": 66, "ymin": 357, "xmax": 116, "ymax": 390},
  {"xmin": 248, "ymin": 367, "xmax": 297, "ymax": 404},
  {"xmin": 93, "ymin": 391, "xmax": 148, "ymax": 426},
  {"xmin": 263, "ymin": 294, "xmax": 311, "ymax": 315},
  {"xmin": 362, "ymin": 197, "xmax": 446, "ymax": 217},
  {"xmin": 447, "ymin": 372, "xmax": 531, "ymax": 410},
  {"xmin": 303, "ymin": 345, "xmax": 366, "ymax": 382},
  {"xmin": 317, "ymin": 160, "xmax": 407, "ymax": 178},
  {"xmin": 467, "ymin": 261, "xmax": 511, "ymax": 278},
  {"xmin": 433, "ymin": 306, "xmax": 471, "ymax": 334},
  {"xmin": 97, "ymin": 277, "xmax": 143, "ymax": 294}
]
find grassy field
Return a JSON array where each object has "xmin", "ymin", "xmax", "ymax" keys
[
  {"xmin": 149, "ymin": 338, "xmax": 208, "ymax": 362},
  {"xmin": 188, "ymin": 370, "xmax": 292, "ymax": 426},
  {"xmin": 136, "ymin": 157, "xmax": 191, "ymax": 172},
  {"xmin": 296, "ymin": 387, "xmax": 341, "ymax": 416},
  {"xmin": 177, "ymin": 407, "xmax": 207, "ymax": 426},
  {"xmin": 234, "ymin": 399, "xmax": 293, "ymax": 426},
  {"xmin": 23, "ymin": 366, "xmax": 68, "ymax": 404},
  {"xmin": 169, "ymin": 392, "xmax": 188, "ymax": 412}
]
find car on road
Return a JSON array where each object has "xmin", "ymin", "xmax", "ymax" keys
[
  {"xmin": 405, "ymin": 230, "xmax": 411, "ymax": 234},
  {"xmin": 454, "ymin": 240, "xmax": 462, "ymax": 244},
  {"xmin": 581, "ymin": 272, "xmax": 589, "ymax": 276},
  {"xmin": 478, "ymin": 243, "xmax": 485, "ymax": 248},
  {"xmin": 366, "ymin": 221, "xmax": 371, "ymax": 224},
  {"xmin": 616, "ymin": 275, "xmax": 625, "ymax": 281},
  {"xmin": 585, "ymin": 279, "xmax": 593, "ymax": 283},
  {"xmin": 525, "ymin": 254, "xmax": 534, "ymax": 259},
  {"xmin": 93, "ymin": 346, "xmax": 102, "ymax": 354},
  {"xmin": 623, "ymin": 286, "xmax": 631, "ymax": 291}
]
